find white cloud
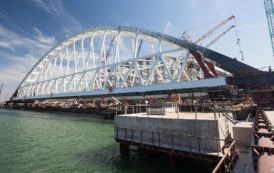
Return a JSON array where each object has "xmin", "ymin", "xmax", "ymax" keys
[
  {"xmin": 32, "ymin": 0, "xmax": 82, "ymax": 34},
  {"xmin": 0, "ymin": 25, "xmax": 56, "ymax": 55},
  {"xmin": 0, "ymin": 54, "xmax": 38, "ymax": 102},
  {"xmin": 34, "ymin": 27, "xmax": 56, "ymax": 45},
  {"xmin": 0, "ymin": 25, "xmax": 57, "ymax": 101}
]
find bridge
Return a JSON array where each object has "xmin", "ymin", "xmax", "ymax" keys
[{"xmin": 12, "ymin": 26, "xmax": 273, "ymax": 101}]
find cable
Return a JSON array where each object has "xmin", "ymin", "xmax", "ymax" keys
[{"xmin": 233, "ymin": 18, "xmax": 244, "ymax": 61}]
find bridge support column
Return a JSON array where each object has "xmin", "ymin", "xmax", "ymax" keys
[
  {"xmin": 120, "ymin": 143, "xmax": 129, "ymax": 156},
  {"xmin": 169, "ymin": 153, "xmax": 179, "ymax": 166}
]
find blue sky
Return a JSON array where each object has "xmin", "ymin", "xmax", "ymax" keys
[{"xmin": 0, "ymin": 0, "xmax": 273, "ymax": 101}]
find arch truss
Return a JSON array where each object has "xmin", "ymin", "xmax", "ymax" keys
[{"xmin": 14, "ymin": 26, "xmax": 256, "ymax": 100}]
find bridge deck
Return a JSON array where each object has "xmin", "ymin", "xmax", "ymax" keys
[{"xmin": 14, "ymin": 77, "xmax": 227, "ymax": 100}]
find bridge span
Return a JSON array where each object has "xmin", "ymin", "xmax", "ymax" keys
[{"xmin": 11, "ymin": 26, "xmax": 271, "ymax": 101}]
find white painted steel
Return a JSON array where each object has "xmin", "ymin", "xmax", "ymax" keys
[{"xmin": 14, "ymin": 26, "xmax": 226, "ymax": 100}]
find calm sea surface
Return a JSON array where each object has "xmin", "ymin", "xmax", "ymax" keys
[{"xmin": 0, "ymin": 109, "xmax": 207, "ymax": 173}]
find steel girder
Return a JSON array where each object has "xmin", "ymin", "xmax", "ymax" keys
[{"xmin": 13, "ymin": 26, "xmax": 261, "ymax": 100}]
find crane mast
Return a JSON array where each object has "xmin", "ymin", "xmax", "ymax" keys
[{"xmin": 264, "ymin": 0, "xmax": 274, "ymax": 55}]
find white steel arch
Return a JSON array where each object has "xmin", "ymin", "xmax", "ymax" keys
[{"xmin": 14, "ymin": 26, "xmax": 237, "ymax": 100}]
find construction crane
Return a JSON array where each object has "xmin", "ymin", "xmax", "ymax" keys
[
  {"xmin": 205, "ymin": 25, "xmax": 235, "ymax": 48},
  {"xmin": 183, "ymin": 15, "xmax": 245, "ymax": 77},
  {"xmin": 194, "ymin": 15, "xmax": 235, "ymax": 44},
  {"xmin": 264, "ymin": 0, "xmax": 274, "ymax": 55},
  {"xmin": 191, "ymin": 16, "xmax": 236, "ymax": 78}
]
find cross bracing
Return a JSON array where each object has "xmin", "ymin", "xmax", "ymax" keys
[{"xmin": 13, "ymin": 26, "xmax": 261, "ymax": 100}]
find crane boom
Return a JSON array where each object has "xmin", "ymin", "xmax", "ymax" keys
[
  {"xmin": 206, "ymin": 25, "xmax": 235, "ymax": 48},
  {"xmin": 191, "ymin": 16, "xmax": 235, "ymax": 78},
  {"xmin": 105, "ymin": 36, "xmax": 117, "ymax": 62},
  {"xmin": 194, "ymin": 15, "xmax": 235, "ymax": 44}
]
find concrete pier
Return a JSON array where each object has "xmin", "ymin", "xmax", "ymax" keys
[{"xmin": 115, "ymin": 112, "xmax": 231, "ymax": 157}]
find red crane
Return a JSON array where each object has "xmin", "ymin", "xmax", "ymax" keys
[
  {"xmin": 205, "ymin": 25, "xmax": 235, "ymax": 48},
  {"xmin": 189, "ymin": 15, "xmax": 236, "ymax": 78},
  {"xmin": 194, "ymin": 15, "xmax": 235, "ymax": 44}
]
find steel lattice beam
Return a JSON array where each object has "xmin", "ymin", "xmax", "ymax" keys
[{"xmin": 12, "ymin": 26, "xmax": 262, "ymax": 100}]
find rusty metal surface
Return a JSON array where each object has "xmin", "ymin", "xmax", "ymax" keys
[
  {"xmin": 258, "ymin": 128, "xmax": 271, "ymax": 134},
  {"xmin": 258, "ymin": 137, "xmax": 274, "ymax": 148},
  {"xmin": 252, "ymin": 107, "xmax": 274, "ymax": 173},
  {"xmin": 258, "ymin": 154, "xmax": 274, "ymax": 173}
]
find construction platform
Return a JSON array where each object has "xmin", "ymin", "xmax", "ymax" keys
[
  {"xmin": 114, "ymin": 110, "xmax": 240, "ymax": 173},
  {"xmin": 115, "ymin": 112, "xmax": 230, "ymax": 157}
]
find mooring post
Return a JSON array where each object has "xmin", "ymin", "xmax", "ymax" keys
[{"xmin": 120, "ymin": 143, "xmax": 129, "ymax": 156}]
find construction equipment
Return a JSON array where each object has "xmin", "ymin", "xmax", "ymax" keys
[
  {"xmin": 264, "ymin": 0, "xmax": 274, "ymax": 55},
  {"xmin": 183, "ymin": 15, "xmax": 244, "ymax": 78},
  {"xmin": 205, "ymin": 25, "xmax": 235, "ymax": 48},
  {"xmin": 192, "ymin": 16, "xmax": 236, "ymax": 78},
  {"xmin": 194, "ymin": 15, "xmax": 235, "ymax": 44}
]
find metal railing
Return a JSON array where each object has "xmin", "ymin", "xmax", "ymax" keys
[
  {"xmin": 115, "ymin": 127, "xmax": 234, "ymax": 157},
  {"xmin": 120, "ymin": 102, "xmax": 250, "ymax": 121},
  {"xmin": 115, "ymin": 127, "xmax": 237, "ymax": 172}
]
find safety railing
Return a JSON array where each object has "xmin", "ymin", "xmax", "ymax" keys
[
  {"xmin": 115, "ymin": 127, "xmax": 237, "ymax": 173},
  {"xmin": 115, "ymin": 127, "xmax": 235, "ymax": 158}
]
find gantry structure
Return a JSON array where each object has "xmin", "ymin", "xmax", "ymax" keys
[{"xmin": 13, "ymin": 26, "xmax": 263, "ymax": 100}]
